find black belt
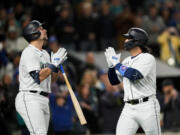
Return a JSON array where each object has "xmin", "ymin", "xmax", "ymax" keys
[
  {"xmin": 126, "ymin": 97, "xmax": 149, "ymax": 105},
  {"xmin": 29, "ymin": 90, "xmax": 49, "ymax": 97}
]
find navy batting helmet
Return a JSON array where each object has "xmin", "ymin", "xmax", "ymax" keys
[
  {"xmin": 23, "ymin": 20, "xmax": 44, "ymax": 42},
  {"xmin": 123, "ymin": 27, "xmax": 149, "ymax": 50}
]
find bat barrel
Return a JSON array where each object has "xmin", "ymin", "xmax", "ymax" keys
[{"xmin": 59, "ymin": 65, "xmax": 87, "ymax": 125}]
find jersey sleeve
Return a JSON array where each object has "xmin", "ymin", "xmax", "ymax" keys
[
  {"xmin": 133, "ymin": 54, "xmax": 155, "ymax": 77},
  {"xmin": 24, "ymin": 51, "xmax": 41, "ymax": 72},
  {"xmin": 108, "ymin": 67, "xmax": 121, "ymax": 85}
]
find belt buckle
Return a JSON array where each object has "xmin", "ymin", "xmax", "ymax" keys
[{"xmin": 139, "ymin": 98, "xmax": 143, "ymax": 103}]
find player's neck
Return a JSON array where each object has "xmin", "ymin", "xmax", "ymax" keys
[
  {"xmin": 130, "ymin": 47, "xmax": 142, "ymax": 57},
  {"xmin": 30, "ymin": 40, "xmax": 44, "ymax": 50}
]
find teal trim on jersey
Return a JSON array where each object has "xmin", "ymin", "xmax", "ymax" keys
[
  {"xmin": 16, "ymin": 112, "xmax": 25, "ymax": 126},
  {"xmin": 40, "ymin": 62, "xmax": 49, "ymax": 69}
]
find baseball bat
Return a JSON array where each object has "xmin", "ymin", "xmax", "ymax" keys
[{"xmin": 59, "ymin": 65, "xmax": 87, "ymax": 125}]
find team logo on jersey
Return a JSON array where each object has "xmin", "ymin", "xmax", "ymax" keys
[
  {"xmin": 40, "ymin": 62, "xmax": 48, "ymax": 69},
  {"xmin": 120, "ymin": 65, "xmax": 128, "ymax": 71}
]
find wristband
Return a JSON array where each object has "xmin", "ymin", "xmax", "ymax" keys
[
  {"xmin": 48, "ymin": 64, "xmax": 58, "ymax": 73},
  {"xmin": 115, "ymin": 63, "xmax": 129, "ymax": 76}
]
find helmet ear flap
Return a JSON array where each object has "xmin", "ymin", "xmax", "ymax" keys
[
  {"xmin": 25, "ymin": 31, "xmax": 41, "ymax": 42},
  {"xmin": 133, "ymin": 39, "xmax": 141, "ymax": 46},
  {"xmin": 134, "ymin": 39, "xmax": 147, "ymax": 46},
  {"xmin": 124, "ymin": 39, "xmax": 136, "ymax": 50},
  {"xmin": 31, "ymin": 31, "xmax": 41, "ymax": 41}
]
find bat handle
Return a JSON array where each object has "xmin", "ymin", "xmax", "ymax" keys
[{"xmin": 59, "ymin": 64, "xmax": 65, "ymax": 73}]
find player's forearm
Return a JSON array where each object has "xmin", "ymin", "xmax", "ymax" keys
[
  {"xmin": 39, "ymin": 68, "xmax": 52, "ymax": 82},
  {"xmin": 39, "ymin": 63, "xmax": 59, "ymax": 82},
  {"xmin": 115, "ymin": 63, "xmax": 143, "ymax": 81}
]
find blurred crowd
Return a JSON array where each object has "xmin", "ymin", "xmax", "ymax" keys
[
  {"xmin": 1, "ymin": 0, "xmax": 180, "ymax": 134},
  {"xmin": 1, "ymin": 0, "xmax": 180, "ymax": 63}
]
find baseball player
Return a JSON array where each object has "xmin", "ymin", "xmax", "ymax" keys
[
  {"xmin": 15, "ymin": 20, "xmax": 67, "ymax": 135},
  {"xmin": 104, "ymin": 27, "xmax": 161, "ymax": 135}
]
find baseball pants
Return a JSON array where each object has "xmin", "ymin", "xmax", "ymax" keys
[
  {"xmin": 15, "ymin": 92, "xmax": 50, "ymax": 135},
  {"xmin": 116, "ymin": 98, "xmax": 161, "ymax": 135}
]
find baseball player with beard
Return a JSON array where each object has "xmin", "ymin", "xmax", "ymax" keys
[
  {"xmin": 15, "ymin": 20, "xmax": 67, "ymax": 135},
  {"xmin": 104, "ymin": 27, "xmax": 161, "ymax": 135}
]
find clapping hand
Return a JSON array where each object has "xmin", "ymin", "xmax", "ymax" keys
[{"xmin": 104, "ymin": 47, "xmax": 121, "ymax": 68}]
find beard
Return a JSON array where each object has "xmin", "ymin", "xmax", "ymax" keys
[{"xmin": 43, "ymin": 35, "xmax": 48, "ymax": 41}]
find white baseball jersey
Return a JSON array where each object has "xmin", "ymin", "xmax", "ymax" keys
[
  {"xmin": 19, "ymin": 44, "xmax": 51, "ymax": 93},
  {"xmin": 115, "ymin": 53, "xmax": 161, "ymax": 135},
  {"xmin": 121, "ymin": 53, "xmax": 156, "ymax": 101}
]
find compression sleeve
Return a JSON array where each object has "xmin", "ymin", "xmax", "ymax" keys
[
  {"xmin": 115, "ymin": 63, "xmax": 143, "ymax": 81},
  {"xmin": 29, "ymin": 70, "xmax": 40, "ymax": 84},
  {"xmin": 108, "ymin": 67, "xmax": 121, "ymax": 85}
]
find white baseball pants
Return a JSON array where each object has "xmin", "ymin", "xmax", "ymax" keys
[
  {"xmin": 116, "ymin": 98, "xmax": 161, "ymax": 135},
  {"xmin": 15, "ymin": 92, "xmax": 50, "ymax": 135}
]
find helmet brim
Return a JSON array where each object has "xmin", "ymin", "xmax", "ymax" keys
[
  {"xmin": 122, "ymin": 34, "xmax": 132, "ymax": 39},
  {"xmin": 40, "ymin": 22, "xmax": 46, "ymax": 26},
  {"xmin": 31, "ymin": 20, "xmax": 46, "ymax": 27}
]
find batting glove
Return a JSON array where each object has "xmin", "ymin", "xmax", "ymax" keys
[
  {"xmin": 105, "ymin": 47, "xmax": 121, "ymax": 68},
  {"xmin": 104, "ymin": 51, "xmax": 113, "ymax": 68},
  {"xmin": 51, "ymin": 48, "xmax": 67, "ymax": 67}
]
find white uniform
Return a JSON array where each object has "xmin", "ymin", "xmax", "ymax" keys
[
  {"xmin": 116, "ymin": 53, "xmax": 161, "ymax": 135},
  {"xmin": 15, "ymin": 44, "xmax": 51, "ymax": 135}
]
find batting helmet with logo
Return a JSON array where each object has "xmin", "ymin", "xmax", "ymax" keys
[
  {"xmin": 123, "ymin": 27, "xmax": 149, "ymax": 50},
  {"xmin": 23, "ymin": 20, "xmax": 44, "ymax": 42}
]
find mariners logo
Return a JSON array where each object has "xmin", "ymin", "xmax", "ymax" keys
[
  {"xmin": 40, "ymin": 62, "xmax": 48, "ymax": 69},
  {"xmin": 120, "ymin": 65, "xmax": 127, "ymax": 71}
]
